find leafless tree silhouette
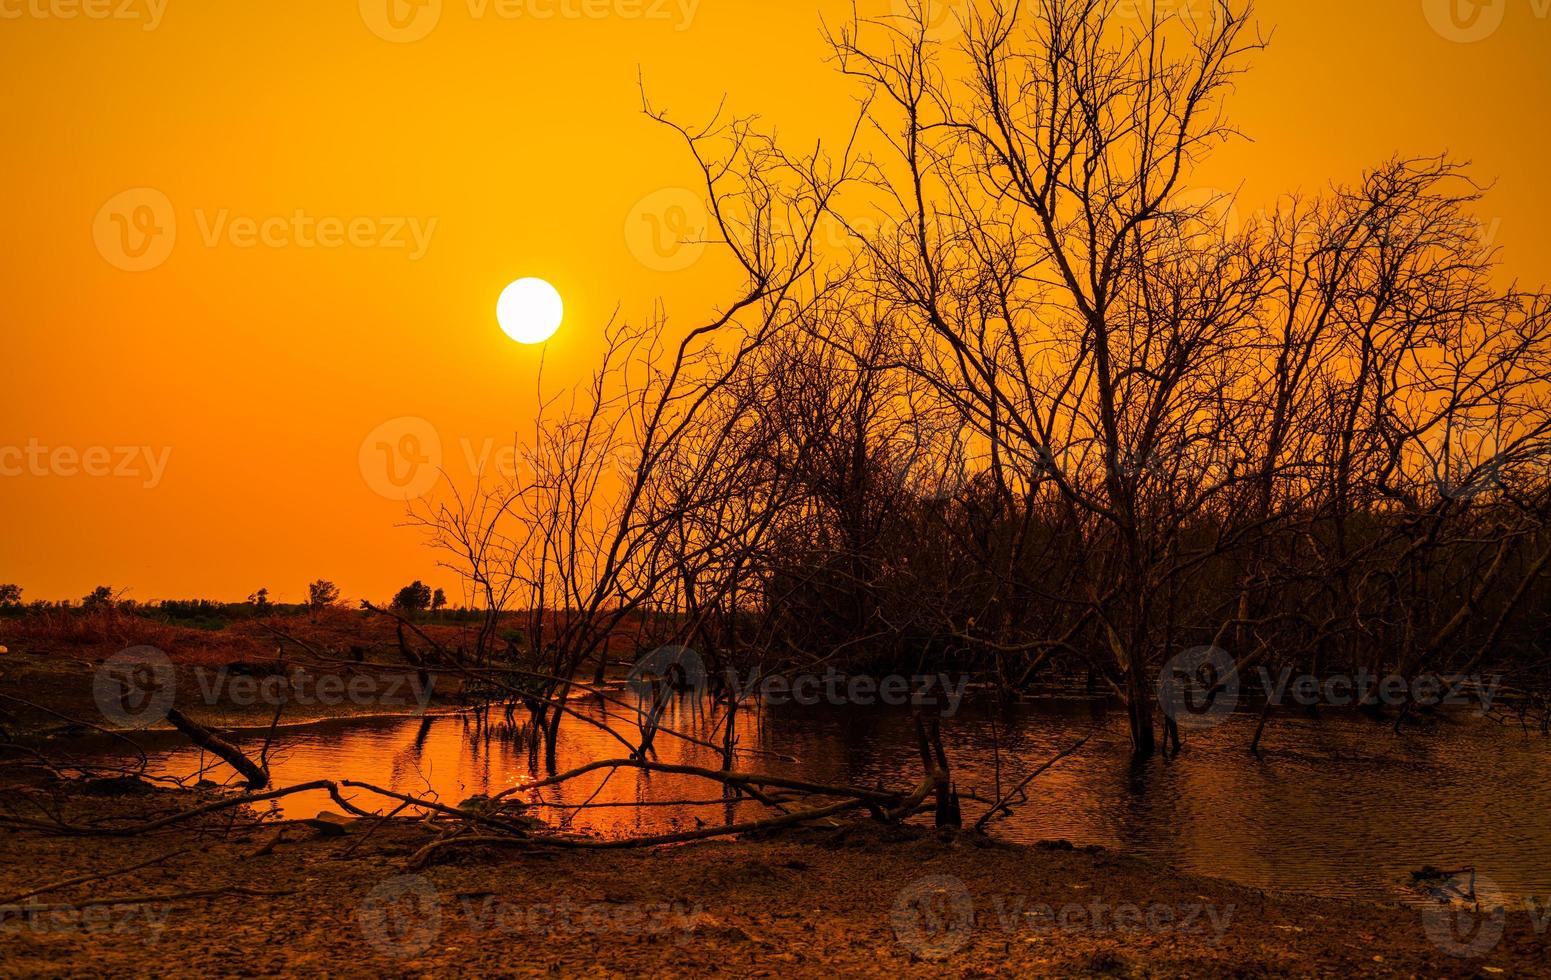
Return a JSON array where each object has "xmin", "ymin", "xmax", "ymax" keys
[{"xmin": 410, "ymin": 0, "xmax": 1551, "ymax": 768}]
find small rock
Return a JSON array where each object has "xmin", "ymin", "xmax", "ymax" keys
[
  {"xmin": 301, "ymin": 811, "xmax": 354, "ymax": 837},
  {"xmin": 80, "ymin": 775, "xmax": 154, "ymax": 796}
]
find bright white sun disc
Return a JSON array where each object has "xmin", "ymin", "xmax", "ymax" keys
[{"xmin": 497, "ymin": 277, "xmax": 564, "ymax": 344}]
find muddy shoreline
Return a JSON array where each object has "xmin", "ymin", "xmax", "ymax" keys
[
  {"xmin": 0, "ymin": 782, "xmax": 1546, "ymax": 978},
  {"xmin": 4, "ymin": 622, "xmax": 1549, "ymax": 975},
  {"xmin": 0, "ymin": 644, "xmax": 471, "ymax": 739}
]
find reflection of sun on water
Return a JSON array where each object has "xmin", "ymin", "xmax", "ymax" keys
[{"xmin": 142, "ymin": 698, "xmax": 1551, "ymax": 905}]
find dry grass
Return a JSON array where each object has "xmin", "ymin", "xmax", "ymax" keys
[
  {"xmin": 2, "ymin": 607, "xmax": 448, "ymax": 667},
  {"xmin": 0, "ymin": 604, "xmax": 660, "ymax": 669}
]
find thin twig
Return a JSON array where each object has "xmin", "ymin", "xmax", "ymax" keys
[{"xmin": 0, "ymin": 847, "xmax": 192, "ymax": 905}]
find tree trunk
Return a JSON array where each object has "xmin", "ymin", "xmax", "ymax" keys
[{"xmin": 1125, "ymin": 662, "xmax": 1156, "ymax": 759}]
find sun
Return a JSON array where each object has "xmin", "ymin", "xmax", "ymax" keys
[{"xmin": 496, "ymin": 277, "xmax": 564, "ymax": 345}]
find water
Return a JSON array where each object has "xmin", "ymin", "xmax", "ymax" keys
[{"xmin": 138, "ymin": 693, "xmax": 1551, "ymax": 906}]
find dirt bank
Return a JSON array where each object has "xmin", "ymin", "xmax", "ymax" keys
[
  {"xmin": 0, "ymin": 782, "xmax": 1545, "ymax": 978},
  {"xmin": 0, "ymin": 609, "xmax": 481, "ymax": 736}
]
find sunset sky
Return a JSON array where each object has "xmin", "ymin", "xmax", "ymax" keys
[{"xmin": 3, "ymin": 0, "xmax": 1550, "ymax": 603}]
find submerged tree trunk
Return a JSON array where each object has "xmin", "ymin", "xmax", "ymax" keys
[
  {"xmin": 543, "ymin": 709, "xmax": 563, "ymax": 774},
  {"xmin": 1125, "ymin": 661, "xmax": 1156, "ymax": 760}
]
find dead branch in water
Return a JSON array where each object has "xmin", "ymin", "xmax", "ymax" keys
[
  {"xmin": 337, "ymin": 779, "xmax": 533, "ymax": 837},
  {"xmin": 491, "ymin": 758, "xmax": 906, "ymax": 807},
  {"xmin": 166, "ymin": 709, "xmax": 267, "ymax": 789},
  {"xmin": 408, "ymin": 797, "xmax": 865, "ymax": 866},
  {"xmin": 278, "ymin": 612, "xmax": 738, "ymax": 761},
  {"xmin": 973, "ymin": 729, "xmax": 1098, "ymax": 833}
]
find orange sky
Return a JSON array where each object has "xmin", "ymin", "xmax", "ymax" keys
[{"xmin": 2, "ymin": 0, "xmax": 1549, "ymax": 603}]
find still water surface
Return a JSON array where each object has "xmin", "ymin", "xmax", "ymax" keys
[{"xmin": 144, "ymin": 695, "xmax": 1550, "ymax": 905}]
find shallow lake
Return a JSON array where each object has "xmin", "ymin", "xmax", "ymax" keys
[{"xmin": 138, "ymin": 693, "xmax": 1550, "ymax": 906}]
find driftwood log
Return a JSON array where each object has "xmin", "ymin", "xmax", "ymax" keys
[{"xmin": 165, "ymin": 709, "xmax": 268, "ymax": 789}]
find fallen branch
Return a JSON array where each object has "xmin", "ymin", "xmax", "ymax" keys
[
  {"xmin": 973, "ymin": 729, "xmax": 1097, "ymax": 833},
  {"xmin": 339, "ymin": 779, "xmax": 534, "ymax": 837},
  {"xmin": 337, "ymin": 801, "xmax": 410, "ymax": 859},
  {"xmin": 412, "ymin": 797, "xmax": 864, "ymax": 863},
  {"xmin": 494, "ymin": 758, "xmax": 903, "ymax": 808},
  {"xmin": 0, "ymin": 886, "xmax": 294, "ymax": 914},
  {"xmin": 166, "ymin": 709, "xmax": 267, "ymax": 790},
  {"xmin": 17, "ymin": 780, "xmax": 367, "ymax": 836},
  {"xmin": 0, "ymin": 847, "xmax": 191, "ymax": 905}
]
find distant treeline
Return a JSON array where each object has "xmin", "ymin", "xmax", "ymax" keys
[{"xmin": 0, "ymin": 586, "xmax": 488, "ymax": 626}]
